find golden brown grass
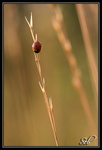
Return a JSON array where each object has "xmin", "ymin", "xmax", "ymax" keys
[
  {"xmin": 75, "ymin": 4, "xmax": 98, "ymax": 106},
  {"xmin": 49, "ymin": 4, "xmax": 97, "ymax": 136},
  {"xmin": 25, "ymin": 13, "xmax": 59, "ymax": 146},
  {"xmin": 4, "ymin": 4, "xmax": 98, "ymax": 146}
]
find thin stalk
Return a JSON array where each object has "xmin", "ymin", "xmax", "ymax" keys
[
  {"xmin": 25, "ymin": 13, "xmax": 59, "ymax": 146},
  {"xmin": 75, "ymin": 4, "xmax": 98, "ymax": 105},
  {"xmin": 35, "ymin": 53, "xmax": 59, "ymax": 146},
  {"xmin": 49, "ymin": 5, "xmax": 97, "ymax": 135}
]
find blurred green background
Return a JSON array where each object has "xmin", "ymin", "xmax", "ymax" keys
[{"xmin": 4, "ymin": 4, "xmax": 98, "ymax": 146}]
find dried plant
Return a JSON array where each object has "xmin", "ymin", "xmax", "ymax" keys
[
  {"xmin": 75, "ymin": 4, "xmax": 98, "ymax": 105},
  {"xmin": 49, "ymin": 4, "xmax": 97, "ymax": 135},
  {"xmin": 25, "ymin": 13, "xmax": 59, "ymax": 146}
]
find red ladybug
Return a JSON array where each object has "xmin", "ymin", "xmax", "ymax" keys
[{"xmin": 32, "ymin": 41, "xmax": 42, "ymax": 53}]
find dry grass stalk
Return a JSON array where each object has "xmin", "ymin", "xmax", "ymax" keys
[
  {"xmin": 49, "ymin": 5, "xmax": 97, "ymax": 135},
  {"xmin": 75, "ymin": 4, "xmax": 98, "ymax": 105},
  {"xmin": 25, "ymin": 13, "xmax": 59, "ymax": 146}
]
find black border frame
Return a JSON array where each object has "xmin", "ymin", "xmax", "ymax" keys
[{"xmin": 2, "ymin": 2, "xmax": 100, "ymax": 148}]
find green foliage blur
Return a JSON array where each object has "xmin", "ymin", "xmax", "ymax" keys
[{"xmin": 4, "ymin": 4, "xmax": 98, "ymax": 146}]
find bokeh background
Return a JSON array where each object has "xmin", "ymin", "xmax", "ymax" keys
[{"xmin": 4, "ymin": 3, "xmax": 98, "ymax": 146}]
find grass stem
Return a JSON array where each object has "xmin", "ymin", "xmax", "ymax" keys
[
  {"xmin": 75, "ymin": 4, "xmax": 98, "ymax": 106},
  {"xmin": 49, "ymin": 4, "xmax": 97, "ymax": 135},
  {"xmin": 25, "ymin": 13, "xmax": 59, "ymax": 146}
]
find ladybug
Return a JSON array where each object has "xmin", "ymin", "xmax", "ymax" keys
[{"xmin": 32, "ymin": 41, "xmax": 42, "ymax": 53}]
